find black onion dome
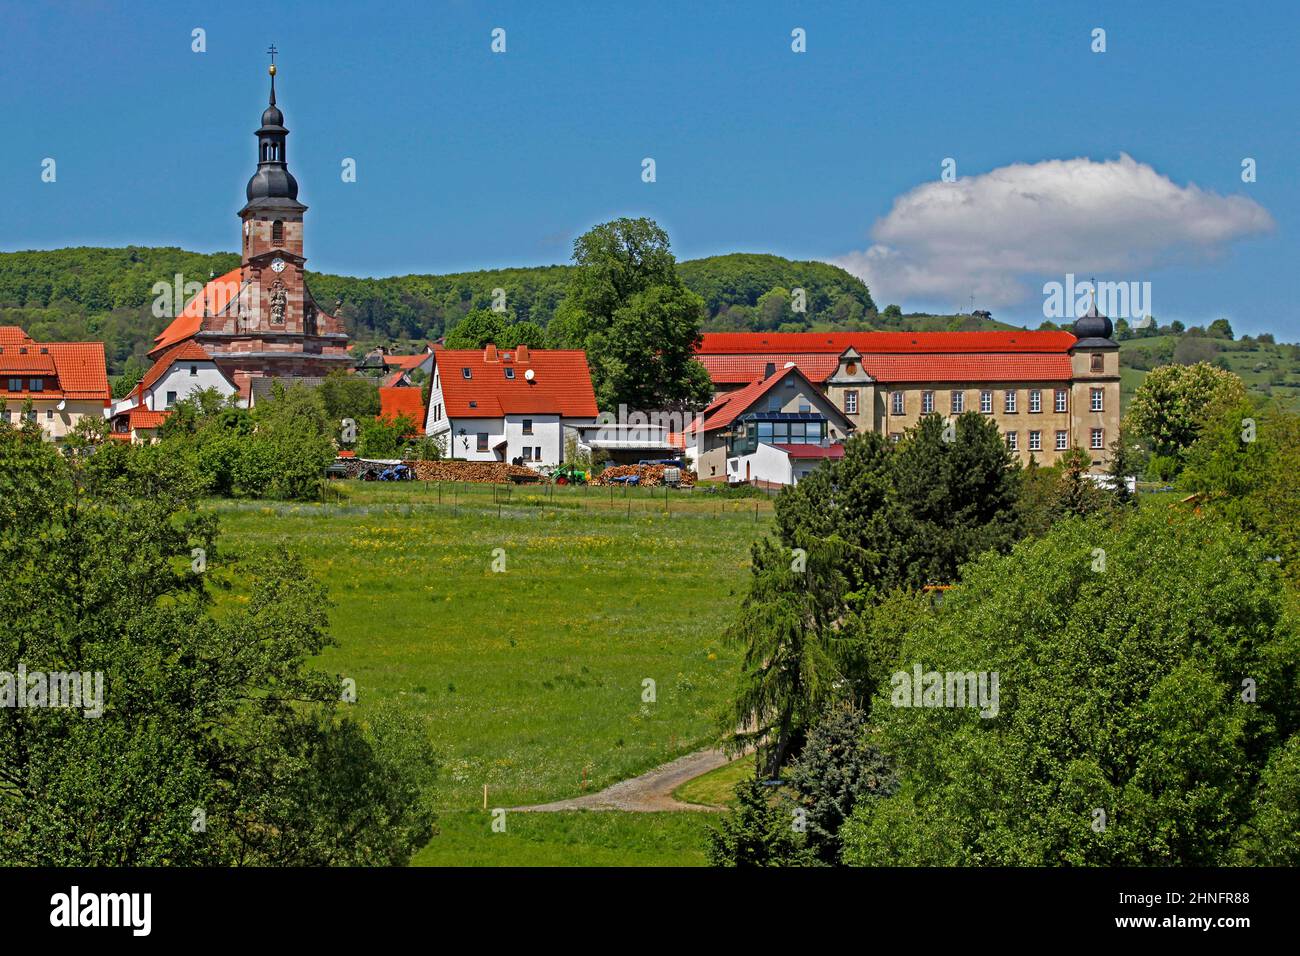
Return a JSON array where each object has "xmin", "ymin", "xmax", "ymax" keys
[{"xmin": 1073, "ymin": 300, "xmax": 1114, "ymax": 341}]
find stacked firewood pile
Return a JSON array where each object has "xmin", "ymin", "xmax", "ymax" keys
[
  {"xmin": 410, "ymin": 460, "xmax": 539, "ymax": 483},
  {"xmin": 589, "ymin": 464, "xmax": 697, "ymax": 487}
]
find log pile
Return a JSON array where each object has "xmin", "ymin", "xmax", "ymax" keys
[
  {"xmin": 410, "ymin": 460, "xmax": 539, "ymax": 483},
  {"xmin": 589, "ymin": 464, "xmax": 697, "ymax": 488}
]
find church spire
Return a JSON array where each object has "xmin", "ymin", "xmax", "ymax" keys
[{"xmin": 243, "ymin": 47, "xmax": 301, "ymax": 209}]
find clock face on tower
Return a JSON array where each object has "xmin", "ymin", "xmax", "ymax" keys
[{"xmin": 271, "ymin": 258, "xmax": 286, "ymax": 273}]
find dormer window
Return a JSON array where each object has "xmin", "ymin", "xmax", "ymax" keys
[
  {"xmin": 462, "ymin": 368, "xmax": 472, "ymax": 379},
  {"xmin": 29, "ymin": 378, "xmax": 43, "ymax": 392}
]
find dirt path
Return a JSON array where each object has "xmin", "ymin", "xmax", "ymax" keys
[{"xmin": 512, "ymin": 747, "xmax": 741, "ymax": 812}]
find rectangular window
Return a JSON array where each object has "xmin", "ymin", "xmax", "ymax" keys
[
  {"xmin": 950, "ymin": 391, "xmax": 964, "ymax": 414},
  {"xmin": 1006, "ymin": 431, "xmax": 1018, "ymax": 451},
  {"xmin": 505, "ymin": 367, "xmax": 515, "ymax": 380},
  {"xmin": 534, "ymin": 446, "xmax": 541, "ymax": 460},
  {"xmin": 166, "ymin": 391, "xmax": 177, "ymax": 407},
  {"xmin": 789, "ymin": 422, "xmax": 805, "ymax": 442},
  {"xmin": 891, "ymin": 392, "xmax": 904, "ymax": 415},
  {"xmin": 29, "ymin": 378, "xmax": 44, "ymax": 392},
  {"xmin": 462, "ymin": 367, "xmax": 472, "ymax": 379},
  {"xmin": 888, "ymin": 432, "xmax": 901, "ymax": 443},
  {"xmin": 768, "ymin": 396, "xmax": 782, "ymax": 412},
  {"xmin": 522, "ymin": 418, "xmax": 533, "ymax": 435},
  {"xmin": 1091, "ymin": 353, "xmax": 1104, "ymax": 372},
  {"xmin": 1090, "ymin": 388, "xmax": 1104, "ymax": 412},
  {"xmin": 844, "ymin": 390, "xmax": 859, "ymax": 415},
  {"xmin": 1029, "ymin": 430, "xmax": 1042, "ymax": 451},
  {"xmin": 190, "ymin": 365, "xmax": 198, "ymax": 376},
  {"xmin": 1055, "ymin": 430, "xmax": 1068, "ymax": 451},
  {"xmin": 922, "ymin": 391, "xmax": 934, "ymax": 414},
  {"xmin": 477, "ymin": 433, "xmax": 489, "ymax": 452},
  {"xmin": 1029, "ymin": 389, "xmax": 1041, "ymax": 413},
  {"xmin": 1004, "ymin": 390, "xmax": 1017, "ymax": 414},
  {"xmin": 1091, "ymin": 428, "xmax": 1104, "ymax": 450},
  {"xmin": 980, "ymin": 390, "xmax": 993, "ymax": 414},
  {"xmin": 772, "ymin": 422, "xmax": 789, "ymax": 443},
  {"xmin": 1055, "ymin": 389, "xmax": 1068, "ymax": 413},
  {"xmin": 522, "ymin": 446, "xmax": 532, "ymax": 461},
  {"xmin": 6, "ymin": 378, "xmax": 20, "ymax": 392}
]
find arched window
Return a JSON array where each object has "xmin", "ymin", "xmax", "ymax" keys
[{"xmin": 272, "ymin": 220, "xmax": 284, "ymax": 245}]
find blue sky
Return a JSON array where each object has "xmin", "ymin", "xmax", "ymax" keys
[{"xmin": 1, "ymin": 0, "xmax": 1296, "ymax": 336}]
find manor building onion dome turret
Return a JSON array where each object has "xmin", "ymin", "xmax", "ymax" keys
[
  {"xmin": 244, "ymin": 61, "xmax": 301, "ymax": 207},
  {"xmin": 1072, "ymin": 297, "xmax": 1117, "ymax": 348}
]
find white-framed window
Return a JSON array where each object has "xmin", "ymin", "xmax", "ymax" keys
[
  {"xmin": 1029, "ymin": 389, "xmax": 1041, "ymax": 413},
  {"xmin": 166, "ymin": 391, "xmax": 177, "ymax": 407},
  {"xmin": 891, "ymin": 391, "xmax": 904, "ymax": 415},
  {"xmin": 1006, "ymin": 431, "xmax": 1018, "ymax": 451},
  {"xmin": 980, "ymin": 390, "xmax": 993, "ymax": 414},
  {"xmin": 1090, "ymin": 428, "xmax": 1104, "ymax": 450},
  {"xmin": 922, "ymin": 391, "xmax": 935, "ymax": 414},
  {"xmin": 845, "ymin": 390, "xmax": 859, "ymax": 415},
  {"xmin": 1090, "ymin": 387, "xmax": 1104, "ymax": 412},
  {"xmin": 888, "ymin": 432, "xmax": 901, "ymax": 443},
  {"xmin": 1029, "ymin": 430, "xmax": 1042, "ymax": 451},
  {"xmin": 951, "ymin": 391, "xmax": 964, "ymax": 414},
  {"xmin": 505, "ymin": 367, "xmax": 515, "ymax": 380},
  {"xmin": 462, "ymin": 367, "xmax": 472, "ymax": 379},
  {"xmin": 1055, "ymin": 389, "xmax": 1068, "ymax": 413},
  {"xmin": 1004, "ymin": 390, "xmax": 1017, "ymax": 414},
  {"xmin": 1055, "ymin": 430, "xmax": 1068, "ymax": 451},
  {"xmin": 522, "ymin": 446, "xmax": 533, "ymax": 461}
]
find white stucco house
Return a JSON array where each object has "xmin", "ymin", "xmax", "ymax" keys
[
  {"xmin": 108, "ymin": 341, "xmax": 240, "ymax": 442},
  {"xmin": 423, "ymin": 344, "xmax": 599, "ymax": 467}
]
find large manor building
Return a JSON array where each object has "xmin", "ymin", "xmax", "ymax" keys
[{"xmin": 688, "ymin": 307, "xmax": 1120, "ymax": 483}]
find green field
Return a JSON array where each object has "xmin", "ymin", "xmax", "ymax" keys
[{"xmin": 209, "ymin": 480, "xmax": 772, "ymax": 864}]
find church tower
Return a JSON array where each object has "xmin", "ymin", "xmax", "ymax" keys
[
  {"xmin": 239, "ymin": 56, "xmax": 309, "ymax": 335},
  {"xmin": 149, "ymin": 52, "xmax": 351, "ymax": 399}
]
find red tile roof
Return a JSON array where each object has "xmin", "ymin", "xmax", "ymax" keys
[
  {"xmin": 136, "ymin": 341, "xmax": 218, "ymax": 397},
  {"xmin": 378, "ymin": 386, "xmax": 426, "ymax": 426},
  {"xmin": 859, "ymin": 353, "xmax": 1072, "ymax": 383},
  {"xmin": 697, "ymin": 331, "xmax": 1076, "ymax": 354},
  {"xmin": 385, "ymin": 352, "xmax": 431, "ymax": 371},
  {"xmin": 151, "ymin": 267, "xmax": 244, "ymax": 355},
  {"xmin": 773, "ymin": 443, "xmax": 846, "ymax": 460},
  {"xmin": 689, "ymin": 364, "xmax": 816, "ymax": 433},
  {"xmin": 695, "ymin": 331, "xmax": 1077, "ymax": 386},
  {"xmin": 127, "ymin": 407, "xmax": 169, "ymax": 430},
  {"xmin": 699, "ymin": 353, "xmax": 841, "ymax": 385},
  {"xmin": 435, "ymin": 348, "xmax": 598, "ymax": 419},
  {"xmin": 0, "ymin": 330, "xmax": 109, "ymax": 402}
]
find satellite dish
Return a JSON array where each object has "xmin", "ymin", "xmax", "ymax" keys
[
  {"xmin": 56, "ymin": 399, "xmax": 67, "ymax": 411},
  {"xmin": 524, "ymin": 368, "xmax": 535, "ymax": 381}
]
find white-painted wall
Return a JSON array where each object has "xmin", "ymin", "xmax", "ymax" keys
[{"xmin": 110, "ymin": 361, "xmax": 235, "ymax": 416}]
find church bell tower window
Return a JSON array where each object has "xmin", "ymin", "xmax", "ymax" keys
[{"xmin": 272, "ymin": 220, "xmax": 284, "ymax": 245}]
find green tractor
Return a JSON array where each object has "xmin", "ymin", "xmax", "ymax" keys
[{"xmin": 551, "ymin": 463, "xmax": 588, "ymax": 486}]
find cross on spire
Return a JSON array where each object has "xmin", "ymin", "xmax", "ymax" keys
[{"xmin": 266, "ymin": 43, "xmax": 278, "ymax": 65}]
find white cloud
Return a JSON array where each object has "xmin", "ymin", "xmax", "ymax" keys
[{"xmin": 832, "ymin": 154, "xmax": 1274, "ymax": 309}]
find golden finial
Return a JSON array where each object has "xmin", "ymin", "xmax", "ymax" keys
[{"xmin": 269, "ymin": 63, "xmax": 277, "ymax": 76}]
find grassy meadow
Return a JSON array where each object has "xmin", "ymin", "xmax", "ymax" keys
[{"xmin": 207, "ymin": 480, "xmax": 773, "ymax": 864}]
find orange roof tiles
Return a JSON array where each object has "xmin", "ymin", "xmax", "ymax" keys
[
  {"xmin": 378, "ymin": 386, "xmax": 426, "ymax": 425},
  {"xmin": 151, "ymin": 267, "xmax": 244, "ymax": 355},
  {"xmin": 436, "ymin": 348, "xmax": 598, "ymax": 419},
  {"xmin": 137, "ymin": 341, "xmax": 217, "ymax": 396}
]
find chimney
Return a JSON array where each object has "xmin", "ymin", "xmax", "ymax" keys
[
  {"xmin": 483, "ymin": 344, "xmax": 498, "ymax": 363},
  {"xmin": 516, "ymin": 344, "xmax": 531, "ymax": 363}
]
